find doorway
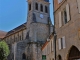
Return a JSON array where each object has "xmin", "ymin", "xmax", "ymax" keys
[{"xmin": 68, "ymin": 46, "xmax": 80, "ymax": 60}]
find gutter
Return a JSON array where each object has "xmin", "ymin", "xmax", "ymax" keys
[{"xmin": 53, "ymin": 0, "xmax": 57, "ymax": 60}]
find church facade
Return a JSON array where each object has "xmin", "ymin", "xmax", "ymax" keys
[{"xmin": 3, "ymin": 0, "xmax": 53, "ymax": 60}]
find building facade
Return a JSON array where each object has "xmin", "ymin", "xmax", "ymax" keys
[
  {"xmin": 54, "ymin": 0, "xmax": 80, "ymax": 60},
  {"xmin": 41, "ymin": 33, "xmax": 54, "ymax": 60},
  {"xmin": 3, "ymin": 23, "xmax": 27, "ymax": 60},
  {"xmin": 2, "ymin": 0, "xmax": 53, "ymax": 60}
]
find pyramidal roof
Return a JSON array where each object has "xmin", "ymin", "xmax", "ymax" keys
[{"xmin": 44, "ymin": 0, "xmax": 49, "ymax": 2}]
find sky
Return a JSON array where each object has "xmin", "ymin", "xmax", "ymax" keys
[{"xmin": 0, "ymin": 0, "xmax": 53, "ymax": 32}]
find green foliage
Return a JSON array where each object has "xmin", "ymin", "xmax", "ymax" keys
[
  {"xmin": 0, "ymin": 48, "xmax": 5, "ymax": 60},
  {"xmin": 0, "ymin": 41, "xmax": 10, "ymax": 59}
]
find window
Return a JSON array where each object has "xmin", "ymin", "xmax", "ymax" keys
[
  {"xmin": 15, "ymin": 37, "xmax": 17, "ymax": 41},
  {"xmin": 63, "ymin": 8, "xmax": 67, "ymax": 24},
  {"xmin": 51, "ymin": 40, "xmax": 53, "ymax": 52},
  {"xmin": 19, "ymin": 36, "xmax": 21, "ymax": 40},
  {"xmin": 58, "ymin": 36, "xmax": 66, "ymax": 50},
  {"xmin": 61, "ymin": 38, "xmax": 63, "ymax": 49},
  {"xmin": 58, "ymin": 0, "xmax": 62, "ymax": 4},
  {"xmin": 29, "ymin": 4, "xmax": 31, "ymax": 11},
  {"xmin": 51, "ymin": 41, "xmax": 52, "ymax": 52},
  {"xmin": 40, "ymin": 4, "xmax": 43, "ymax": 12},
  {"xmin": 77, "ymin": 0, "xmax": 80, "ymax": 13},
  {"xmin": 59, "ymin": 11, "xmax": 62, "ymax": 27},
  {"xmin": 78, "ymin": 30, "xmax": 80, "ymax": 39},
  {"xmin": 45, "ymin": 6, "xmax": 48, "ymax": 13},
  {"xmin": 58, "ymin": 4, "xmax": 70, "ymax": 27},
  {"xmin": 35, "ymin": 3, "xmax": 38, "ymax": 10}
]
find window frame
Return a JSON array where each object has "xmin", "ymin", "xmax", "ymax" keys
[
  {"xmin": 35, "ymin": 2, "xmax": 38, "ymax": 10},
  {"xmin": 45, "ymin": 6, "xmax": 48, "ymax": 13},
  {"xmin": 29, "ymin": 3, "xmax": 31, "ymax": 11},
  {"xmin": 40, "ymin": 4, "xmax": 43, "ymax": 12}
]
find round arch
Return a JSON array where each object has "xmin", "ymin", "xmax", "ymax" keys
[
  {"xmin": 22, "ymin": 53, "xmax": 26, "ymax": 60},
  {"xmin": 67, "ymin": 45, "xmax": 80, "ymax": 60},
  {"xmin": 57, "ymin": 55, "xmax": 62, "ymax": 60}
]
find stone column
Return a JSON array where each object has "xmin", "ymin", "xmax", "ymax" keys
[{"xmin": 14, "ymin": 42, "xmax": 17, "ymax": 60}]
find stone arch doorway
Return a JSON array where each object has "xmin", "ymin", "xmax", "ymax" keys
[
  {"xmin": 68, "ymin": 46, "xmax": 80, "ymax": 60},
  {"xmin": 22, "ymin": 53, "xmax": 26, "ymax": 60}
]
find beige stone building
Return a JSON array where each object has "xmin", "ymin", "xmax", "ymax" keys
[
  {"xmin": 41, "ymin": 33, "xmax": 54, "ymax": 60},
  {"xmin": 54, "ymin": 0, "xmax": 80, "ymax": 60}
]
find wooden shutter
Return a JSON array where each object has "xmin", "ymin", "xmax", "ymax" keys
[
  {"xmin": 59, "ymin": 11, "xmax": 62, "ymax": 27},
  {"xmin": 62, "ymin": 36, "xmax": 66, "ymax": 49},
  {"xmin": 77, "ymin": 0, "xmax": 80, "ymax": 13},
  {"xmin": 58, "ymin": 38, "xmax": 61, "ymax": 50},
  {"xmin": 66, "ymin": 4, "xmax": 70, "ymax": 22},
  {"xmin": 78, "ymin": 30, "xmax": 80, "ymax": 39},
  {"xmin": 52, "ymin": 40, "xmax": 54, "ymax": 51}
]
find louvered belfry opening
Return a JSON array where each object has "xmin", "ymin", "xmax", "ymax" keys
[{"xmin": 68, "ymin": 46, "xmax": 80, "ymax": 60}]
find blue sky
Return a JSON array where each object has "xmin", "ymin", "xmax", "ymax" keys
[{"xmin": 0, "ymin": 0, "xmax": 53, "ymax": 32}]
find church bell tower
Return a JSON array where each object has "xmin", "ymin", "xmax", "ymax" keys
[
  {"xmin": 27, "ymin": 0, "xmax": 50, "ymax": 28},
  {"xmin": 26, "ymin": 0, "xmax": 51, "ymax": 60}
]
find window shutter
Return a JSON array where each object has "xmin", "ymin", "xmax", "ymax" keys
[
  {"xmin": 59, "ymin": 11, "xmax": 62, "ymax": 27},
  {"xmin": 62, "ymin": 36, "xmax": 66, "ymax": 49},
  {"xmin": 66, "ymin": 4, "xmax": 70, "ymax": 22},
  {"xmin": 77, "ymin": 0, "xmax": 80, "ymax": 13},
  {"xmin": 58, "ymin": 0, "xmax": 61, "ymax": 4},
  {"xmin": 60, "ymin": 0, "xmax": 62, "ymax": 2},
  {"xmin": 58, "ymin": 38, "xmax": 61, "ymax": 50},
  {"xmin": 52, "ymin": 40, "xmax": 54, "ymax": 51}
]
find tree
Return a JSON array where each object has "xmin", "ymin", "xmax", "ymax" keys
[
  {"xmin": 0, "ymin": 41, "xmax": 10, "ymax": 60},
  {"xmin": 0, "ymin": 48, "xmax": 5, "ymax": 60}
]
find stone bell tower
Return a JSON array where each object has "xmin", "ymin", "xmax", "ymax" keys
[{"xmin": 26, "ymin": 0, "xmax": 51, "ymax": 60}]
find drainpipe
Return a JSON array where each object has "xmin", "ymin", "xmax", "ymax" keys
[{"xmin": 53, "ymin": 0, "xmax": 57, "ymax": 60}]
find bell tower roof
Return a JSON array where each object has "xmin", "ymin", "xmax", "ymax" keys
[{"xmin": 44, "ymin": 0, "xmax": 49, "ymax": 2}]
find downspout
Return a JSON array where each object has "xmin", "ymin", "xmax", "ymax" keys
[{"xmin": 53, "ymin": 0, "xmax": 57, "ymax": 60}]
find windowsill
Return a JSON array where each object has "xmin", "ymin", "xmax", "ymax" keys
[
  {"xmin": 59, "ymin": 20, "xmax": 71, "ymax": 28},
  {"xmin": 34, "ymin": 10, "xmax": 48, "ymax": 15}
]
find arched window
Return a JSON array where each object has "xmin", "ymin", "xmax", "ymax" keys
[
  {"xmin": 45, "ymin": 6, "xmax": 48, "ymax": 13},
  {"xmin": 22, "ymin": 53, "xmax": 26, "ymax": 59},
  {"xmin": 40, "ymin": 4, "xmax": 43, "ymax": 12},
  {"xmin": 57, "ymin": 55, "xmax": 62, "ymax": 60},
  {"xmin": 35, "ymin": 3, "xmax": 38, "ymax": 10},
  {"xmin": 29, "ymin": 4, "xmax": 31, "ymax": 11}
]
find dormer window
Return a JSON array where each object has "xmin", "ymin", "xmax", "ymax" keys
[
  {"xmin": 35, "ymin": 3, "xmax": 38, "ymax": 10},
  {"xmin": 40, "ymin": 4, "xmax": 43, "ymax": 12},
  {"xmin": 29, "ymin": 4, "xmax": 31, "ymax": 11},
  {"xmin": 45, "ymin": 6, "xmax": 48, "ymax": 13}
]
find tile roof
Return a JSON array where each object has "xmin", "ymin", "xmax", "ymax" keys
[
  {"xmin": 0, "ymin": 30, "xmax": 7, "ymax": 38},
  {"xmin": 6, "ymin": 22, "xmax": 26, "ymax": 37}
]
